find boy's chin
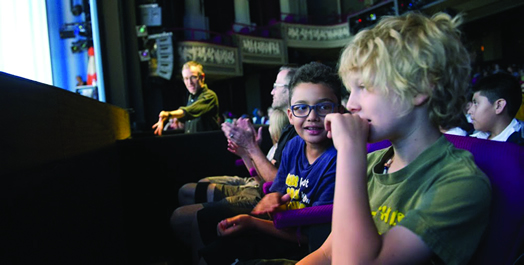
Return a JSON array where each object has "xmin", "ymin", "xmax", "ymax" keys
[
  {"xmin": 472, "ymin": 125, "xmax": 483, "ymax": 132},
  {"xmin": 366, "ymin": 131, "xmax": 382, "ymax": 144},
  {"xmin": 302, "ymin": 133, "xmax": 330, "ymax": 144}
]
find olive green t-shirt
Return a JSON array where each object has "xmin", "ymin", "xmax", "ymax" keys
[{"xmin": 367, "ymin": 136, "xmax": 491, "ymax": 265}]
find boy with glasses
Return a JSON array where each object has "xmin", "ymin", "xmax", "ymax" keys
[{"xmin": 196, "ymin": 61, "xmax": 344, "ymax": 264}]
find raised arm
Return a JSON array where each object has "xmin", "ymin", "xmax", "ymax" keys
[
  {"xmin": 152, "ymin": 109, "xmax": 185, "ymax": 135},
  {"xmin": 221, "ymin": 120, "xmax": 263, "ymax": 181},
  {"xmin": 226, "ymin": 139, "xmax": 263, "ymax": 180},
  {"xmin": 230, "ymin": 118, "xmax": 279, "ymax": 183}
]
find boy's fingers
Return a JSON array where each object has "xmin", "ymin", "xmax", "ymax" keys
[
  {"xmin": 324, "ymin": 118, "xmax": 331, "ymax": 132},
  {"xmin": 281, "ymin": 193, "xmax": 291, "ymax": 203}
]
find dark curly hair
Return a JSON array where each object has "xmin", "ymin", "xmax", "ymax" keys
[{"xmin": 288, "ymin": 61, "xmax": 343, "ymax": 105}]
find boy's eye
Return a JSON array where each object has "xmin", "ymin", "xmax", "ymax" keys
[
  {"xmin": 291, "ymin": 105, "xmax": 308, "ymax": 113},
  {"xmin": 318, "ymin": 104, "xmax": 331, "ymax": 111}
]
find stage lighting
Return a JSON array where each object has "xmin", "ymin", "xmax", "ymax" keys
[
  {"xmin": 136, "ymin": 25, "xmax": 148, "ymax": 37},
  {"xmin": 71, "ymin": 39, "xmax": 88, "ymax": 53},
  {"xmin": 59, "ymin": 22, "xmax": 91, "ymax": 39},
  {"xmin": 138, "ymin": 49, "xmax": 151, "ymax": 61}
]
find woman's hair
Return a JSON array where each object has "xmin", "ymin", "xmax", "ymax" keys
[
  {"xmin": 268, "ymin": 108, "xmax": 290, "ymax": 144},
  {"xmin": 338, "ymin": 11, "xmax": 471, "ymax": 128}
]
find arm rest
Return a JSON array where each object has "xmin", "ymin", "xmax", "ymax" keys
[
  {"xmin": 235, "ymin": 159, "xmax": 258, "ymax": 177},
  {"xmin": 272, "ymin": 204, "xmax": 333, "ymax": 229},
  {"xmin": 262, "ymin": 181, "xmax": 333, "ymax": 229},
  {"xmin": 235, "ymin": 159, "xmax": 244, "ymax": 167},
  {"xmin": 263, "ymin": 181, "xmax": 272, "ymax": 194},
  {"xmin": 267, "ymin": 141, "xmax": 390, "ymax": 230}
]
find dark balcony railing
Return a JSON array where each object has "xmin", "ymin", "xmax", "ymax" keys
[
  {"xmin": 229, "ymin": 22, "xmax": 282, "ymax": 39},
  {"xmin": 166, "ymin": 27, "xmax": 235, "ymax": 46},
  {"xmin": 166, "ymin": 0, "xmax": 449, "ymax": 45},
  {"xmin": 280, "ymin": 12, "xmax": 345, "ymax": 25}
]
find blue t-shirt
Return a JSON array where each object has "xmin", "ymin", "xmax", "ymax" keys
[{"xmin": 269, "ymin": 136, "xmax": 337, "ymax": 209}]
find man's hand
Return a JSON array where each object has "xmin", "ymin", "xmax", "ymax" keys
[
  {"xmin": 229, "ymin": 118, "xmax": 259, "ymax": 150},
  {"xmin": 227, "ymin": 139, "xmax": 249, "ymax": 157},
  {"xmin": 221, "ymin": 119, "xmax": 235, "ymax": 138},
  {"xmin": 237, "ymin": 118, "xmax": 261, "ymax": 144},
  {"xmin": 152, "ymin": 117, "xmax": 166, "ymax": 136},
  {"xmin": 255, "ymin": 126, "xmax": 263, "ymax": 146},
  {"xmin": 252, "ymin": 192, "xmax": 291, "ymax": 215},
  {"xmin": 152, "ymin": 110, "xmax": 174, "ymax": 136}
]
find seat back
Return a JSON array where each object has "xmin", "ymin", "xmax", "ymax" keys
[
  {"xmin": 272, "ymin": 135, "xmax": 524, "ymax": 264},
  {"xmin": 442, "ymin": 135, "xmax": 524, "ymax": 265},
  {"xmin": 369, "ymin": 135, "xmax": 524, "ymax": 264}
]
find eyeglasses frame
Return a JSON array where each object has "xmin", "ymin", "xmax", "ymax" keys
[{"xmin": 290, "ymin": 102, "xmax": 338, "ymax": 118}]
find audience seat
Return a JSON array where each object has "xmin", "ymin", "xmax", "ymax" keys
[{"xmin": 267, "ymin": 134, "xmax": 524, "ymax": 264}]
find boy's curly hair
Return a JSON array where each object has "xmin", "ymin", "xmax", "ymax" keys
[
  {"xmin": 338, "ymin": 12, "xmax": 471, "ymax": 128},
  {"xmin": 289, "ymin": 61, "xmax": 343, "ymax": 104}
]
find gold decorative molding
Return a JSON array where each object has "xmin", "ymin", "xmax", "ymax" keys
[
  {"xmin": 281, "ymin": 22, "xmax": 352, "ymax": 48},
  {"xmin": 177, "ymin": 41, "xmax": 243, "ymax": 76},
  {"xmin": 234, "ymin": 35, "xmax": 288, "ymax": 65}
]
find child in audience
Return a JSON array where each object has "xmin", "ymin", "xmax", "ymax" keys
[
  {"xmin": 296, "ymin": 12, "xmax": 491, "ymax": 265},
  {"xmin": 196, "ymin": 61, "xmax": 344, "ymax": 264},
  {"xmin": 468, "ymin": 72, "xmax": 524, "ymax": 144}
]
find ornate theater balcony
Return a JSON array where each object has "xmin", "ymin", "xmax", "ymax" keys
[
  {"xmin": 171, "ymin": 14, "xmax": 353, "ymax": 78},
  {"xmin": 280, "ymin": 22, "xmax": 352, "ymax": 49}
]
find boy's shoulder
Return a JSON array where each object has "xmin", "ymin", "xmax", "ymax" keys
[
  {"xmin": 367, "ymin": 136, "xmax": 488, "ymax": 180},
  {"xmin": 282, "ymin": 135, "xmax": 305, "ymax": 153},
  {"xmin": 507, "ymin": 126, "xmax": 524, "ymax": 146}
]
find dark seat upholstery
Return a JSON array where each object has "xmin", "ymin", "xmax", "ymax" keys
[{"xmin": 268, "ymin": 134, "xmax": 524, "ymax": 264}]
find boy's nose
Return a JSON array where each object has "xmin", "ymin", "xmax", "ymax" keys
[
  {"xmin": 346, "ymin": 101, "xmax": 360, "ymax": 114},
  {"xmin": 346, "ymin": 93, "xmax": 360, "ymax": 113},
  {"xmin": 467, "ymin": 106, "xmax": 474, "ymax": 115}
]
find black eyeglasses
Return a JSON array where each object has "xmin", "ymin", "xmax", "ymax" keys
[{"xmin": 291, "ymin": 102, "xmax": 337, "ymax": 118}]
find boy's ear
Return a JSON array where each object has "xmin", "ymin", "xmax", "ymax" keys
[
  {"xmin": 494, "ymin": 99, "xmax": 507, "ymax": 115},
  {"xmin": 287, "ymin": 108, "xmax": 294, "ymax": 124},
  {"xmin": 413, "ymin": 93, "xmax": 429, "ymax": 106}
]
